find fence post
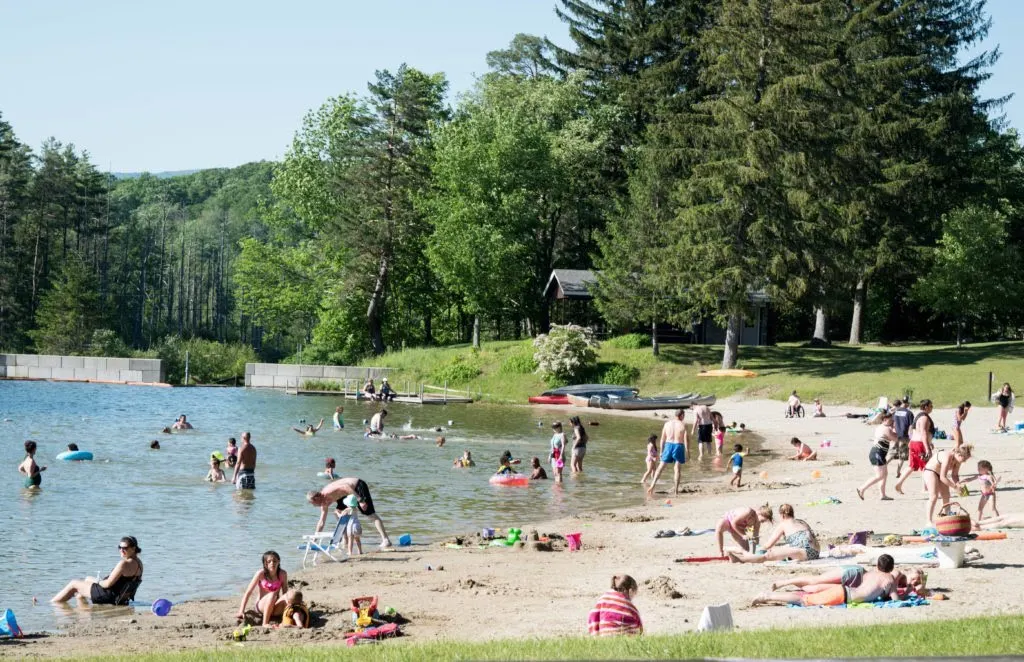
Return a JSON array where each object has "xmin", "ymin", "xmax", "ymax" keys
[
  {"xmin": 444, "ymin": 380, "xmax": 448, "ymax": 403},
  {"xmin": 184, "ymin": 351, "xmax": 190, "ymax": 385},
  {"xmin": 988, "ymin": 371, "xmax": 993, "ymax": 403}
]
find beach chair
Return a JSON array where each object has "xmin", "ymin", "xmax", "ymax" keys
[{"xmin": 301, "ymin": 514, "xmax": 350, "ymax": 568}]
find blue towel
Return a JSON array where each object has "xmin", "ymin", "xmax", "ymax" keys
[{"xmin": 788, "ymin": 595, "xmax": 930, "ymax": 609}]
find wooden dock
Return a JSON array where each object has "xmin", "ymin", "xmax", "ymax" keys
[{"xmin": 293, "ymin": 385, "xmax": 473, "ymax": 404}]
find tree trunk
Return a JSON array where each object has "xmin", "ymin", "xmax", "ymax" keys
[
  {"xmin": 849, "ymin": 278, "xmax": 866, "ymax": 345},
  {"xmin": 721, "ymin": 313, "xmax": 741, "ymax": 369},
  {"xmin": 651, "ymin": 320, "xmax": 660, "ymax": 357},
  {"xmin": 423, "ymin": 309, "xmax": 433, "ymax": 346},
  {"xmin": 812, "ymin": 307, "xmax": 829, "ymax": 344},
  {"xmin": 956, "ymin": 321, "xmax": 963, "ymax": 348},
  {"xmin": 472, "ymin": 315, "xmax": 481, "ymax": 349},
  {"xmin": 366, "ymin": 253, "xmax": 388, "ymax": 355}
]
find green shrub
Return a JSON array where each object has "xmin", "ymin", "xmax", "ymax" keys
[
  {"xmin": 431, "ymin": 355, "xmax": 482, "ymax": 385},
  {"xmin": 301, "ymin": 379, "xmax": 343, "ymax": 391},
  {"xmin": 533, "ymin": 324, "xmax": 599, "ymax": 385},
  {"xmin": 604, "ymin": 333, "xmax": 649, "ymax": 350},
  {"xmin": 499, "ymin": 352, "xmax": 538, "ymax": 375},
  {"xmin": 595, "ymin": 362, "xmax": 641, "ymax": 385},
  {"xmin": 155, "ymin": 336, "xmax": 258, "ymax": 385}
]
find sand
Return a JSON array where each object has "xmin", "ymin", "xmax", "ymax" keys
[{"xmin": 7, "ymin": 398, "xmax": 1023, "ymax": 658}]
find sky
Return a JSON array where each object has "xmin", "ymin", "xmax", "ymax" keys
[{"xmin": 1, "ymin": 0, "xmax": 1021, "ymax": 173}]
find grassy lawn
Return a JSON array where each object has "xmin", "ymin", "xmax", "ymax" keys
[
  {"xmin": 361, "ymin": 339, "xmax": 1024, "ymax": 407},
  {"xmin": 74, "ymin": 614, "xmax": 1024, "ymax": 660}
]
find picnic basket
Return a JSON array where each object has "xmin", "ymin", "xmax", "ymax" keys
[{"xmin": 935, "ymin": 502, "xmax": 971, "ymax": 537}]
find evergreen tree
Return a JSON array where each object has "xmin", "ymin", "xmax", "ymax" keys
[
  {"xmin": 0, "ymin": 113, "xmax": 33, "ymax": 350},
  {"xmin": 29, "ymin": 252, "xmax": 101, "ymax": 354}
]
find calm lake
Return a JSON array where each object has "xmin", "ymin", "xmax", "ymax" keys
[{"xmin": 1, "ymin": 380, "xmax": 747, "ymax": 632}]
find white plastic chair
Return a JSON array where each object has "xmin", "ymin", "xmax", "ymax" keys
[{"xmin": 301, "ymin": 514, "xmax": 349, "ymax": 568}]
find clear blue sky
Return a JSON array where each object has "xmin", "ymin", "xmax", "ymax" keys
[{"xmin": 1, "ymin": 0, "xmax": 1020, "ymax": 173}]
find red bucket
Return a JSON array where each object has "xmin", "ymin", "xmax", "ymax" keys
[{"xmin": 565, "ymin": 532, "xmax": 582, "ymax": 551}]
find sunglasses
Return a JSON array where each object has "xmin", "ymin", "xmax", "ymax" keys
[{"xmin": 118, "ymin": 545, "xmax": 131, "ymax": 551}]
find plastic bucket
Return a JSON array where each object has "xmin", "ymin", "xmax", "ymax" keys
[
  {"xmin": 398, "ymin": 534, "xmax": 412, "ymax": 546},
  {"xmin": 152, "ymin": 599, "xmax": 172, "ymax": 617},
  {"xmin": 936, "ymin": 540, "xmax": 966, "ymax": 569},
  {"xmin": 482, "ymin": 528, "xmax": 495, "ymax": 539},
  {"xmin": 566, "ymin": 532, "xmax": 582, "ymax": 551}
]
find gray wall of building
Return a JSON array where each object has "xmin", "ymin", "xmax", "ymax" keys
[{"xmin": 0, "ymin": 354, "xmax": 165, "ymax": 384}]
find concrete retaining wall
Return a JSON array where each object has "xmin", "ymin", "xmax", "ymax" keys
[
  {"xmin": 0, "ymin": 354, "xmax": 164, "ymax": 384},
  {"xmin": 245, "ymin": 363, "xmax": 390, "ymax": 389}
]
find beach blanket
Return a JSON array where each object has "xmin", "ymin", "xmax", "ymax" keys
[
  {"xmin": 806, "ymin": 497, "xmax": 842, "ymax": 506},
  {"xmin": 788, "ymin": 595, "xmax": 930, "ymax": 610}
]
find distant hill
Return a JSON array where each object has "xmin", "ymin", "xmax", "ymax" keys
[{"xmin": 111, "ymin": 169, "xmax": 202, "ymax": 180}]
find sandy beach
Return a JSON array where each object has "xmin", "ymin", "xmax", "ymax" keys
[{"xmin": 7, "ymin": 397, "xmax": 1023, "ymax": 658}]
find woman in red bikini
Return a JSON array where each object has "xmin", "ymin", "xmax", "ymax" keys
[{"xmin": 236, "ymin": 551, "xmax": 288, "ymax": 625}]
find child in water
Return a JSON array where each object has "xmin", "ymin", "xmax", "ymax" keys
[
  {"xmin": 339, "ymin": 495, "xmax": 363, "ymax": 556},
  {"xmin": 333, "ymin": 406, "xmax": 344, "ymax": 430},
  {"xmin": 530, "ymin": 457, "xmax": 548, "ymax": 480},
  {"xmin": 436, "ymin": 436, "xmax": 446, "ymax": 448},
  {"xmin": 226, "ymin": 438, "xmax": 238, "ymax": 461},
  {"xmin": 729, "ymin": 444, "xmax": 744, "ymax": 488},
  {"xmin": 19, "ymin": 440, "xmax": 46, "ymax": 489},
  {"xmin": 324, "ymin": 457, "xmax": 337, "ymax": 479},
  {"xmin": 206, "ymin": 457, "xmax": 226, "ymax": 482},
  {"xmin": 453, "ymin": 450, "xmax": 475, "ymax": 468},
  {"xmin": 495, "ymin": 456, "xmax": 518, "ymax": 476},
  {"xmin": 641, "ymin": 434, "xmax": 658, "ymax": 485},
  {"xmin": 280, "ymin": 590, "xmax": 310, "ymax": 628}
]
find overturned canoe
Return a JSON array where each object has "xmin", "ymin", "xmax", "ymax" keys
[{"xmin": 592, "ymin": 394, "xmax": 717, "ymax": 411}]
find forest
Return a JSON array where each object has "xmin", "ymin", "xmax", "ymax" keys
[{"xmin": 2, "ymin": 0, "xmax": 1023, "ymax": 372}]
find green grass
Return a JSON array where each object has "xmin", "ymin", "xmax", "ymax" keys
[
  {"xmin": 70, "ymin": 614, "xmax": 1024, "ymax": 661},
  {"xmin": 360, "ymin": 339, "xmax": 1024, "ymax": 407}
]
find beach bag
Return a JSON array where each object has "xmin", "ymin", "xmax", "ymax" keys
[{"xmin": 935, "ymin": 502, "xmax": 971, "ymax": 537}]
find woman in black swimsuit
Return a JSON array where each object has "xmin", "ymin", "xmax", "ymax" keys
[
  {"xmin": 923, "ymin": 445, "xmax": 971, "ymax": 524},
  {"xmin": 857, "ymin": 412, "xmax": 897, "ymax": 501},
  {"xmin": 995, "ymin": 383, "xmax": 1014, "ymax": 431},
  {"xmin": 51, "ymin": 536, "xmax": 143, "ymax": 604}
]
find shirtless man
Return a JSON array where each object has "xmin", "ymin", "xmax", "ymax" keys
[
  {"xmin": 232, "ymin": 431, "xmax": 257, "ymax": 490},
  {"xmin": 691, "ymin": 403, "xmax": 714, "ymax": 459},
  {"xmin": 367, "ymin": 410, "xmax": 387, "ymax": 436},
  {"xmin": 172, "ymin": 414, "xmax": 194, "ymax": 430},
  {"xmin": 646, "ymin": 409, "xmax": 689, "ymax": 497},
  {"xmin": 307, "ymin": 477, "xmax": 392, "ymax": 548},
  {"xmin": 752, "ymin": 554, "xmax": 900, "ymax": 607}
]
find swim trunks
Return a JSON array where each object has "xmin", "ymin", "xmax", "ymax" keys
[
  {"xmin": 236, "ymin": 469, "xmax": 255, "ymax": 490},
  {"xmin": 840, "ymin": 565, "xmax": 865, "ymax": 587},
  {"xmin": 661, "ymin": 442, "xmax": 686, "ymax": 464},
  {"xmin": 908, "ymin": 442, "xmax": 927, "ymax": 471},
  {"xmin": 869, "ymin": 446, "xmax": 888, "ymax": 467},
  {"xmin": 697, "ymin": 424, "xmax": 713, "ymax": 444},
  {"xmin": 802, "ymin": 584, "xmax": 847, "ymax": 607}
]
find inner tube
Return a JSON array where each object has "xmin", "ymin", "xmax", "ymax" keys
[
  {"xmin": 489, "ymin": 474, "xmax": 530, "ymax": 487},
  {"xmin": 56, "ymin": 450, "xmax": 93, "ymax": 461}
]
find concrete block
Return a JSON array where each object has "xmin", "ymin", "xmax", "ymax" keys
[
  {"xmin": 119, "ymin": 370, "xmax": 143, "ymax": 382},
  {"xmin": 245, "ymin": 362, "xmax": 256, "ymax": 376},
  {"xmin": 0, "ymin": 366, "xmax": 6, "ymax": 377},
  {"xmin": 61, "ymin": 356, "xmax": 85, "ymax": 369},
  {"xmin": 277, "ymin": 364, "xmax": 301, "ymax": 377},
  {"xmin": 96, "ymin": 370, "xmax": 121, "ymax": 382},
  {"xmin": 51, "ymin": 367, "xmax": 76, "ymax": 380},
  {"xmin": 141, "ymin": 370, "xmax": 162, "ymax": 383},
  {"xmin": 250, "ymin": 374, "xmax": 275, "ymax": 387},
  {"xmin": 13, "ymin": 365, "xmax": 30, "ymax": 377},
  {"xmin": 299, "ymin": 365, "xmax": 324, "ymax": 378},
  {"xmin": 38, "ymin": 355, "xmax": 63, "ymax": 368},
  {"xmin": 16, "ymin": 354, "xmax": 39, "ymax": 367},
  {"xmin": 106, "ymin": 358, "xmax": 130, "ymax": 371},
  {"xmin": 83, "ymin": 357, "xmax": 106, "ymax": 370},
  {"xmin": 0, "ymin": 354, "xmax": 11, "ymax": 366},
  {"xmin": 273, "ymin": 375, "xmax": 298, "ymax": 388},
  {"xmin": 74, "ymin": 368, "xmax": 96, "ymax": 380},
  {"xmin": 321, "ymin": 366, "xmax": 345, "ymax": 379},
  {"xmin": 28, "ymin": 366, "xmax": 52, "ymax": 379}
]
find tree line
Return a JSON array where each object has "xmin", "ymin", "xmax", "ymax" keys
[{"xmin": 2, "ymin": 0, "xmax": 1023, "ymax": 369}]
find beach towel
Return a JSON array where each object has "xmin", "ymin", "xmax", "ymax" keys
[
  {"xmin": 0, "ymin": 609, "xmax": 22, "ymax": 638},
  {"xmin": 789, "ymin": 595, "xmax": 929, "ymax": 609},
  {"xmin": 587, "ymin": 590, "xmax": 643, "ymax": 636}
]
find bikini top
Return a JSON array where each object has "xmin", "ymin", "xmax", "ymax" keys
[{"xmin": 260, "ymin": 571, "xmax": 283, "ymax": 592}]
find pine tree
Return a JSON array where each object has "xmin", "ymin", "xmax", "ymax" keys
[{"xmin": 29, "ymin": 252, "xmax": 101, "ymax": 354}]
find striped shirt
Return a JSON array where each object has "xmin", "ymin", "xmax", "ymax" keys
[{"xmin": 587, "ymin": 590, "xmax": 643, "ymax": 636}]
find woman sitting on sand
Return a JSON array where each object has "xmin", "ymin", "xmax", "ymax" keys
[
  {"xmin": 236, "ymin": 551, "xmax": 289, "ymax": 626},
  {"xmin": 787, "ymin": 438, "xmax": 817, "ymax": 461},
  {"xmin": 922, "ymin": 445, "xmax": 972, "ymax": 524},
  {"xmin": 715, "ymin": 505, "xmax": 773, "ymax": 557},
  {"xmin": 52, "ymin": 536, "xmax": 143, "ymax": 605},
  {"xmin": 727, "ymin": 504, "xmax": 819, "ymax": 563}
]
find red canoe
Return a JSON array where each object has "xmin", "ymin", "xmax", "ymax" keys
[{"xmin": 528, "ymin": 395, "xmax": 570, "ymax": 405}]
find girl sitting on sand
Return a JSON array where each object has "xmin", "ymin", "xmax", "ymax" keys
[
  {"xmin": 587, "ymin": 575, "xmax": 642, "ymax": 636},
  {"xmin": 787, "ymin": 438, "xmax": 817, "ymax": 461},
  {"xmin": 236, "ymin": 551, "xmax": 289, "ymax": 626}
]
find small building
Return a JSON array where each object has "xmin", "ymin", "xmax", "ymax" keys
[{"xmin": 543, "ymin": 269, "xmax": 772, "ymax": 346}]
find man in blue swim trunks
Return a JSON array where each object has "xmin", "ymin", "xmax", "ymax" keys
[{"xmin": 646, "ymin": 409, "xmax": 689, "ymax": 497}]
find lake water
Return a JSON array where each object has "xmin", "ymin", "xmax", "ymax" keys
[{"xmin": 1, "ymin": 381, "xmax": 751, "ymax": 632}]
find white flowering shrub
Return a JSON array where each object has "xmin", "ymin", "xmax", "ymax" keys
[{"xmin": 533, "ymin": 324, "xmax": 599, "ymax": 385}]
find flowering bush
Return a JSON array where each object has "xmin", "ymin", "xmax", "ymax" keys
[{"xmin": 533, "ymin": 324, "xmax": 599, "ymax": 385}]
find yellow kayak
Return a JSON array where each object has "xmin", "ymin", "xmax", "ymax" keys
[{"xmin": 697, "ymin": 369, "xmax": 758, "ymax": 378}]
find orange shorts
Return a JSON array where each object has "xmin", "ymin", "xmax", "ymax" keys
[{"xmin": 802, "ymin": 584, "xmax": 847, "ymax": 607}]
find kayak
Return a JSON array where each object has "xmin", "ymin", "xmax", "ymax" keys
[
  {"xmin": 697, "ymin": 369, "xmax": 758, "ymax": 378},
  {"xmin": 541, "ymin": 384, "xmax": 639, "ymax": 398},
  {"xmin": 527, "ymin": 395, "xmax": 570, "ymax": 405}
]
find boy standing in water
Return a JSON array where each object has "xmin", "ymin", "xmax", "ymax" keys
[
  {"xmin": 19, "ymin": 440, "xmax": 46, "ymax": 489},
  {"xmin": 333, "ymin": 406, "xmax": 344, "ymax": 430}
]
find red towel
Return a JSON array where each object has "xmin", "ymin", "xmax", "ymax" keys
[{"xmin": 587, "ymin": 591, "xmax": 643, "ymax": 636}]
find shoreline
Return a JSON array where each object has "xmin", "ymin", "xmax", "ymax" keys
[{"xmin": 10, "ymin": 397, "xmax": 1024, "ymax": 658}]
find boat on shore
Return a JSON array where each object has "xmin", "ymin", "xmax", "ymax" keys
[
  {"xmin": 527, "ymin": 395, "xmax": 570, "ymax": 405},
  {"xmin": 588, "ymin": 393, "xmax": 717, "ymax": 411},
  {"xmin": 541, "ymin": 384, "xmax": 639, "ymax": 398}
]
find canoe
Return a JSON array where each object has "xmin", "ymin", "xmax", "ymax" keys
[
  {"xmin": 541, "ymin": 384, "xmax": 639, "ymax": 398},
  {"xmin": 593, "ymin": 394, "xmax": 717, "ymax": 411},
  {"xmin": 567, "ymin": 394, "xmax": 593, "ymax": 407},
  {"xmin": 527, "ymin": 395, "xmax": 570, "ymax": 405},
  {"xmin": 698, "ymin": 369, "xmax": 758, "ymax": 378}
]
